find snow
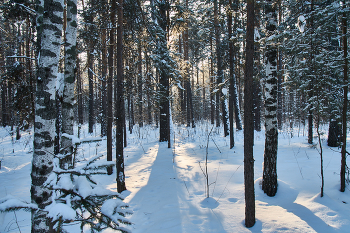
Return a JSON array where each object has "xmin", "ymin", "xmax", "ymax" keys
[
  {"xmin": 0, "ymin": 124, "xmax": 350, "ymax": 232},
  {"xmin": 298, "ymin": 15, "xmax": 306, "ymax": 33},
  {"xmin": 45, "ymin": 203, "xmax": 76, "ymax": 221}
]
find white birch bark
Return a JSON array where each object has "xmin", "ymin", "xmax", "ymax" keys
[
  {"xmin": 31, "ymin": 0, "xmax": 64, "ymax": 231},
  {"xmin": 61, "ymin": 0, "xmax": 78, "ymax": 168},
  {"xmin": 262, "ymin": 0, "xmax": 278, "ymax": 197}
]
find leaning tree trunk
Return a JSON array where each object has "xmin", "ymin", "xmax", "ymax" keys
[
  {"xmin": 262, "ymin": 0, "xmax": 278, "ymax": 197},
  {"xmin": 61, "ymin": 0, "xmax": 78, "ymax": 169},
  {"xmin": 116, "ymin": 0, "xmax": 126, "ymax": 192},
  {"xmin": 31, "ymin": 0, "xmax": 64, "ymax": 231}
]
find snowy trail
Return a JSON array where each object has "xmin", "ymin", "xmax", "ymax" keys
[{"xmin": 126, "ymin": 142, "xmax": 183, "ymax": 232}]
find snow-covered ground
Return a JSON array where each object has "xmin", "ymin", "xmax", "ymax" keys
[{"xmin": 0, "ymin": 123, "xmax": 349, "ymax": 232}]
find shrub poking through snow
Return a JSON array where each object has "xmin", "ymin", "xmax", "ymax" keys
[{"xmin": 44, "ymin": 155, "xmax": 132, "ymax": 232}]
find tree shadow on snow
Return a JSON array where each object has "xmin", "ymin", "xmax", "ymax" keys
[
  {"xmin": 127, "ymin": 142, "xmax": 183, "ymax": 233},
  {"xmin": 255, "ymin": 178, "xmax": 337, "ymax": 233}
]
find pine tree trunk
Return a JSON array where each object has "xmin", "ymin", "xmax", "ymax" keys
[
  {"xmin": 229, "ymin": 0, "xmax": 237, "ymax": 148},
  {"xmin": 116, "ymin": 0, "xmax": 126, "ymax": 192},
  {"xmin": 138, "ymin": 41, "xmax": 143, "ymax": 127},
  {"xmin": 262, "ymin": 0, "xmax": 278, "ymax": 197},
  {"xmin": 308, "ymin": 0, "xmax": 314, "ymax": 145},
  {"xmin": 88, "ymin": 47, "xmax": 94, "ymax": 134},
  {"xmin": 1, "ymin": 82, "xmax": 7, "ymax": 127},
  {"xmin": 158, "ymin": 0, "xmax": 170, "ymax": 142},
  {"xmin": 61, "ymin": 0, "xmax": 77, "ymax": 169},
  {"xmin": 210, "ymin": 37, "xmax": 215, "ymax": 125},
  {"xmin": 244, "ymin": 0, "xmax": 255, "ymax": 228},
  {"xmin": 107, "ymin": 0, "xmax": 116, "ymax": 175},
  {"xmin": 214, "ymin": 0, "xmax": 228, "ymax": 135},
  {"xmin": 32, "ymin": 0, "xmax": 64, "ymax": 231},
  {"xmin": 340, "ymin": 0, "xmax": 348, "ymax": 192},
  {"xmin": 101, "ymin": 29, "xmax": 107, "ymax": 137},
  {"xmin": 253, "ymin": 78, "xmax": 261, "ymax": 131},
  {"xmin": 77, "ymin": 57, "xmax": 83, "ymax": 126}
]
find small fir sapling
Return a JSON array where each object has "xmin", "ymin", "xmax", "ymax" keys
[{"xmin": 43, "ymin": 153, "xmax": 132, "ymax": 232}]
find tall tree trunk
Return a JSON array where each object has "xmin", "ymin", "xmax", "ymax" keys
[
  {"xmin": 61, "ymin": 0, "xmax": 77, "ymax": 169},
  {"xmin": 101, "ymin": 29, "xmax": 107, "ymax": 137},
  {"xmin": 138, "ymin": 40, "xmax": 143, "ymax": 127},
  {"xmin": 228, "ymin": 0, "xmax": 234, "ymax": 148},
  {"xmin": 158, "ymin": 0, "xmax": 170, "ymax": 142},
  {"xmin": 116, "ymin": 0, "xmax": 126, "ymax": 192},
  {"xmin": 1, "ymin": 82, "xmax": 7, "ymax": 127},
  {"xmin": 88, "ymin": 47, "xmax": 94, "ymax": 134},
  {"xmin": 262, "ymin": 0, "xmax": 278, "ymax": 197},
  {"xmin": 146, "ymin": 50, "xmax": 152, "ymax": 125},
  {"xmin": 277, "ymin": 1, "xmax": 283, "ymax": 130},
  {"xmin": 340, "ymin": 0, "xmax": 348, "ymax": 192},
  {"xmin": 210, "ymin": 37, "xmax": 215, "ymax": 125},
  {"xmin": 31, "ymin": 0, "xmax": 64, "ymax": 231},
  {"xmin": 214, "ymin": 0, "xmax": 228, "ymax": 135},
  {"xmin": 244, "ymin": 0, "xmax": 255, "ymax": 228},
  {"xmin": 77, "ymin": 56, "xmax": 83, "ymax": 126},
  {"xmin": 308, "ymin": 0, "xmax": 314, "ymax": 145},
  {"xmin": 107, "ymin": 0, "xmax": 116, "ymax": 175}
]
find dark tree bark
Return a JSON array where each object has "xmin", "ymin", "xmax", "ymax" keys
[
  {"xmin": 308, "ymin": 0, "xmax": 315, "ymax": 145},
  {"xmin": 138, "ymin": 40, "xmax": 143, "ymax": 127},
  {"xmin": 77, "ymin": 56, "xmax": 83, "ymax": 126},
  {"xmin": 1, "ymin": 82, "xmax": 7, "ymax": 127},
  {"xmin": 210, "ymin": 36, "xmax": 215, "ymax": 125},
  {"xmin": 228, "ymin": 0, "xmax": 235, "ymax": 148},
  {"xmin": 157, "ymin": 0, "xmax": 170, "ymax": 142},
  {"xmin": 107, "ymin": 0, "xmax": 116, "ymax": 176},
  {"xmin": 214, "ymin": 0, "xmax": 228, "ymax": 136},
  {"xmin": 340, "ymin": 0, "xmax": 348, "ymax": 192},
  {"xmin": 262, "ymin": 0, "xmax": 278, "ymax": 197},
  {"xmin": 101, "ymin": 29, "xmax": 107, "ymax": 137},
  {"xmin": 253, "ymin": 78, "xmax": 261, "ymax": 132},
  {"xmin": 146, "ymin": 50, "xmax": 153, "ymax": 124},
  {"xmin": 328, "ymin": 119, "xmax": 340, "ymax": 147},
  {"xmin": 244, "ymin": 0, "xmax": 256, "ymax": 228},
  {"xmin": 88, "ymin": 47, "xmax": 94, "ymax": 134},
  {"xmin": 116, "ymin": 0, "xmax": 126, "ymax": 192}
]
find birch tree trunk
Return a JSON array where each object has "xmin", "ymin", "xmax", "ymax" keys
[
  {"xmin": 61, "ymin": 0, "xmax": 77, "ymax": 169},
  {"xmin": 262, "ymin": 0, "xmax": 278, "ymax": 197},
  {"xmin": 31, "ymin": 0, "xmax": 64, "ymax": 231}
]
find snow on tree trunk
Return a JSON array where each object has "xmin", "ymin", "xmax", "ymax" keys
[
  {"xmin": 262, "ymin": 0, "xmax": 278, "ymax": 197},
  {"xmin": 156, "ymin": 0, "xmax": 170, "ymax": 142},
  {"xmin": 61, "ymin": 0, "xmax": 77, "ymax": 169},
  {"xmin": 32, "ymin": 0, "xmax": 64, "ymax": 231}
]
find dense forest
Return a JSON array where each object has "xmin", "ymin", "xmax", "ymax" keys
[{"xmin": 0, "ymin": 0, "xmax": 349, "ymax": 232}]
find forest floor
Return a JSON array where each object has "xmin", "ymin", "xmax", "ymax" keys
[{"xmin": 0, "ymin": 122, "xmax": 350, "ymax": 232}]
